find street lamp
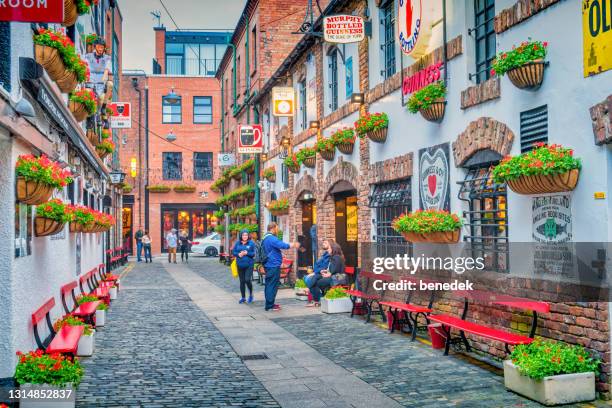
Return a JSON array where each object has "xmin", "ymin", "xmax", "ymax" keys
[
  {"xmin": 261, "ymin": 150, "xmax": 268, "ymax": 162},
  {"xmin": 164, "ymin": 88, "xmax": 181, "ymax": 105},
  {"xmin": 109, "ymin": 170, "xmax": 127, "ymax": 185},
  {"xmin": 309, "ymin": 120, "xmax": 321, "ymax": 129},
  {"xmin": 166, "ymin": 130, "xmax": 177, "ymax": 142}
]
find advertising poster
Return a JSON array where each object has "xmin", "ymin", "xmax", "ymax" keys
[{"xmin": 419, "ymin": 142, "xmax": 450, "ymax": 211}]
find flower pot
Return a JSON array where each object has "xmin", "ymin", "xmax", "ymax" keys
[
  {"xmin": 35, "ymin": 217, "xmax": 65, "ymax": 237},
  {"xmin": 265, "ymin": 174, "xmax": 276, "ymax": 183},
  {"xmin": 503, "ymin": 360, "xmax": 595, "ymax": 406},
  {"xmin": 77, "ymin": 331, "xmax": 95, "ymax": 356},
  {"xmin": 69, "ymin": 222, "xmax": 83, "ymax": 233},
  {"xmin": 287, "ymin": 165, "xmax": 300, "ymax": 174},
  {"xmin": 302, "ymin": 156, "xmax": 316, "ymax": 168},
  {"xmin": 16, "ymin": 177, "xmax": 55, "ymax": 205},
  {"xmin": 96, "ymin": 148, "xmax": 109, "ymax": 159},
  {"xmin": 336, "ymin": 142, "xmax": 354, "ymax": 155},
  {"xmin": 68, "ymin": 100, "xmax": 89, "ymax": 122},
  {"xmin": 419, "ymin": 99, "xmax": 446, "ymax": 122},
  {"xmin": 295, "ymin": 287, "xmax": 309, "ymax": 300},
  {"xmin": 319, "ymin": 149, "xmax": 335, "ymax": 161},
  {"xmin": 95, "ymin": 309, "xmax": 106, "ymax": 327},
  {"xmin": 86, "ymin": 129, "xmax": 98, "ymax": 146},
  {"xmin": 19, "ymin": 383, "xmax": 75, "ymax": 408},
  {"xmin": 63, "ymin": 0, "xmax": 78, "ymax": 26},
  {"xmin": 109, "ymin": 286, "xmax": 118, "ymax": 300},
  {"xmin": 366, "ymin": 127, "xmax": 388, "ymax": 143},
  {"xmin": 506, "ymin": 169, "xmax": 580, "ymax": 195},
  {"xmin": 55, "ymin": 71, "xmax": 78, "ymax": 94},
  {"xmin": 507, "ymin": 59, "xmax": 545, "ymax": 90},
  {"xmin": 400, "ymin": 229, "xmax": 460, "ymax": 244},
  {"xmin": 321, "ymin": 297, "xmax": 353, "ymax": 313},
  {"xmin": 34, "ymin": 45, "xmax": 64, "ymax": 79}
]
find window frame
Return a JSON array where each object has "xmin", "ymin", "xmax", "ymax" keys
[
  {"xmin": 193, "ymin": 96, "xmax": 213, "ymax": 124},
  {"xmin": 381, "ymin": 1, "xmax": 396, "ymax": 80},
  {"xmin": 298, "ymin": 79, "xmax": 307, "ymax": 130},
  {"xmin": 193, "ymin": 152, "xmax": 213, "ymax": 180},
  {"xmin": 472, "ymin": 0, "xmax": 496, "ymax": 84},
  {"xmin": 328, "ymin": 48, "xmax": 339, "ymax": 112},
  {"xmin": 369, "ymin": 179, "xmax": 412, "ymax": 258},
  {"xmin": 163, "ymin": 152, "xmax": 183, "ymax": 180},
  {"xmin": 162, "ymin": 95, "xmax": 182, "ymax": 124},
  {"xmin": 251, "ymin": 26, "xmax": 257, "ymax": 74}
]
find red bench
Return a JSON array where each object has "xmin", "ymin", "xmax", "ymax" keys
[
  {"xmin": 345, "ymin": 271, "xmax": 392, "ymax": 323},
  {"xmin": 258, "ymin": 259, "xmax": 294, "ymax": 284},
  {"xmin": 80, "ymin": 269, "xmax": 110, "ymax": 305},
  {"xmin": 60, "ymin": 281, "xmax": 102, "ymax": 325},
  {"xmin": 32, "ymin": 298, "xmax": 84, "ymax": 355},
  {"xmin": 428, "ymin": 289, "xmax": 550, "ymax": 355}
]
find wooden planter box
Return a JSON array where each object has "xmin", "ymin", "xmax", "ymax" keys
[
  {"xmin": 503, "ymin": 361, "xmax": 595, "ymax": 406},
  {"xmin": 174, "ymin": 186, "xmax": 196, "ymax": 193},
  {"xmin": 420, "ymin": 99, "xmax": 446, "ymax": 122},
  {"xmin": 506, "ymin": 169, "xmax": 580, "ymax": 195},
  {"xmin": 321, "ymin": 297, "xmax": 352, "ymax": 313},
  {"xmin": 337, "ymin": 142, "xmax": 354, "ymax": 155},
  {"xmin": 19, "ymin": 383, "xmax": 75, "ymax": 408},
  {"xmin": 16, "ymin": 177, "xmax": 55, "ymax": 205},
  {"xmin": 319, "ymin": 149, "xmax": 335, "ymax": 161},
  {"xmin": 69, "ymin": 100, "xmax": 89, "ymax": 122},
  {"xmin": 400, "ymin": 229, "xmax": 460, "ymax": 244},
  {"xmin": 507, "ymin": 59, "xmax": 545, "ymax": 90},
  {"xmin": 366, "ymin": 127, "xmax": 388, "ymax": 143},
  {"xmin": 35, "ymin": 217, "xmax": 65, "ymax": 237},
  {"xmin": 302, "ymin": 156, "xmax": 316, "ymax": 168}
]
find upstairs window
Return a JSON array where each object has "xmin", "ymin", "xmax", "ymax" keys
[
  {"xmin": 162, "ymin": 95, "xmax": 182, "ymax": 123},
  {"xmin": 163, "ymin": 152, "xmax": 182, "ymax": 180},
  {"xmin": 298, "ymin": 79, "xmax": 307, "ymax": 130},
  {"xmin": 328, "ymin": 48, "xmax": 339, "ymax": 112},
  {"xmin": 381, "ymin": 1, "xmax": 396, "ymax": 79},
  {"xmin": 251, "ymin": 26, "xmax": 257, "ymax": 72},
  {"xmin": 194, "ymin": 96, "xmax": 213, "ymax": 124},
  {"xmin": 472, "ymin": 0, "xmax": 496, "ymax": 84},
  {"xmin": 369, "ymin": 179, "xmax": 411, "ymax": 258},
  {"xmin": 193, "ymin": 152, "xmax": 213, "ymax": 180}
]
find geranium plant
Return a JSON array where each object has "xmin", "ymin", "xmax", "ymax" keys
[
  {"xmin": 101, "ymin": 128, "xmax": 111, "ymax": 140},
  {"xmin": 393, "ymin": 209, "xmax": 462, "ymax": 234},
  {"xmin": 262, "ymin": 167, "xmax": 276, "ymax": 179},
  {"xmin": 66, "ymin": 205, "xmax": 95, "ymax": 226},
  {"xmin": 96, "ymin": 139, "xmax": 115, "ymax": 154},
  {"xmin": 76, "ymin": 0, "xmax": 99, "ymax": 15},
  {"xmin": 354, "ymin": 112, "xmax": 388, "ymax": 138},
  {"xmin": 510, "ymin": 340, "xmax": 600, "ymax": 380},
  {"xmin": 491, "ymin": 40, "xmax": 548, "ymax": 77},
  {"xmin": 283, "ymin": 153, "xmax": 300, "ymax": 169},
  {"xmin": 93, "ymin": 212, "xmax": 114, "ymax": 229},
  {"xmin": 296, "ymin": 147, "xmax": 316, "ymax": 164},
  {"xmin": 16, "ymin": 154, "xmax": 73, "ymax": 188},
  {"xmin": 315, "ymin": 138, "xmax": 335, "ymax": 153},
  {"xmin": 69, "ymin": 88, "xmax": 98, "ymax": 115},
  {"xmin": 14, "ymin": 350, "xmax": 84, "ymax": 387},
  {"xmin": 324, "ymin": 287, "xmax": 349, "ymax": 300},
  {"xmin": 492, "ymin": 143, "xmax": 581, "ymax": 183},
  {"xmin": 330, "ymin": 128, "xmax": 356, "ymax": 145},
  {"xmin": 54, "ymin": 316, "xmax": 93, "ymax": 336},
  {"xmin": 85, "ymin": 33, "xmax": 98, "ymax": 46},
  {"xmin": 33, "ymin": 28, "xmax": 89, "ymax": 83},
  {"xmin": 268, "ymin": 198, "xmax": 289, "ymax": 212},
  {"xmin": 407, "ymin": 82, "xmax": 446, "ymax": 113},
  {"xmin": 36, "ymin": 199, "xmax": 71, "ymax": 223}
]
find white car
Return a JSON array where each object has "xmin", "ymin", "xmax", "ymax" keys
[{"xmin": 190, "ymin": 232, "xmax": 221, "ymax": 257}]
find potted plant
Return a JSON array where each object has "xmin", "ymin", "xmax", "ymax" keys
[
  {"xmin": 492, "ymin": 143, "xmax": 581, "ymax": 194},
  {"xmin": 331, "ymin": 128, "xmax": 357, "ymax": 154},
  {"xmin": 393, "ymin": 209, "xmax": 462, "ymax": 243},
  {"xmin": 262, "ymin": 167, "xmax": 276, "ymax": 182},
  {"xmin": 85, "ymin": 33, "xmax": 97, "ymax": 53},
  {"xmin": 297, "ymin": 146, "xmax": 316, "ymax": 168},
  {"xmin": 95, "ymin": 302, "xmax": 108, "ymax": 326},
  {"xmin": 315, "ymin": 138, "xmax": 336, "ymax": 161},
  {"xmin": 267, "ymin": 198, "xmax": 289, "ymax": 216},
  {"xmin": 174, "ymin": 184, "xmax": 196, "ymax": 193},
  {"xmin": 109, "ymin": 285, "xmax": 118, "ymax": 300},
  {"xmin": 504, "ymin": 340, "xmax": 599, "ymax": 405},
  {"xmin": 67, "ymin": 205, "xmax": 94, "ymax": 233},
  {"xmin": 355, "ymin": 112, "xmax": 389, "ymax": 143},
  {"xmin": 240, "ymin": 158, "xmax": 256, "ymax": 174},
  {"xmin": 16, "ymin": 155, "xmax": 73, "ymax": 205},
  {"xmin": 492, "ymin": 39, "xmax": 548, "ymax": 89},
  {"xmin": 407, "ymin": 82, "xmax": 446, "ymax": 122},
  {"xmin": 76, "ymin": 0, "xmax": 99, "ymax": 16},
  {"xmin": 122, "ymin": 184, "xmax": 133, "ymax": 194},
  {"xmin": 284, "ymin": 154, "xmax": 300, "ymax": 173},
  {"xmin": 214, "ymin": 225, "xmax": 225, "ymax": 234},
  {"xmin": 294, "ymin": 279, "xmax": 309, "ymax": 300},
  {"xmin": 54, "ymin": 316, "xmax": 95, "ymax": 357},
  {"xmin": 321, "ymin": 287, "xmax": 352, "ymax": 313},
  {"xmin": 229, "ymin": 165, "xmax": 242, "ymax": 180},
  {"xmin": 14, "ymin": 350, "xmax": 83, "ymax": 408},
  {"xmin": 96, "ymin": 139, "xmax": 115, "ymax": 159},
  {"xmin": 35, "ymin": 199, "xmax": 70, "ymax": 237},
  {"xmin": 68, "ymin": 88, "xmax": 97, "ymax": 122}
]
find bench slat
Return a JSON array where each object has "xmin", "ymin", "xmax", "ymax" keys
[
  {"xmin": 429, "ymin": 314, "xmax": 533, "ymax": 345},
  {"xmin": 345, "ymin": 289, "xmax": 380, "ymax": 300},
  {"xmin": 380, "ymin": 301, "xmax": 432, "ymax": 314},
  {"xmin": 60, "ymin": 281, "xmax": 77, "ymax": 294},
  {"xmin": 46, "ymin": 325, "xmax": 84, "ymax": 354},
  {"xmin": 32, "ymin": 298, "xmax": 55, "ymax": 325},
  {"xmin": 73, "ymin": 301, "xmax": 102, "ymax": 316}
]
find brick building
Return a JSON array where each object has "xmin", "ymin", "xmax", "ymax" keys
[{"xmin": 119, "ymin": 28, "xmax": 226, "ymax": 255}]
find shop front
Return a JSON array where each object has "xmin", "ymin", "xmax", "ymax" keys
[
  {"xmin": 160, "ymin": 203, "xmax": 218, "ymax": 252},
  {"xmin": 122, "ymin": 195, "xmax": 134, "ymax": 255},
  {"xmin": 330, "ymin": 182, "xmax": 358, "ymax": 268}
]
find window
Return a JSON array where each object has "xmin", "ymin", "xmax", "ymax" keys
[
  {"xmin": 193, "ymin": 152, "xmax": 213, "ymax": 180},
  {"xmin": 472, "ymin": 0, "xmax": 496, "ymax": 83},
  {"xmin": 236, "ymin": 56, "xmax": 241, "ymax": 97},
  {"xmin": 163, "ymin": 152, "xmax": 182, "ymax": 180},
  {"xmin": 281, "ymin": 163, "xmax": 289, "ymax": 189},
  {"xmin": 15, "ymin": 203, "xmax": 32, "ymax": 258},
  {"xmin": 520, "ymin": 105, "xmax": 548, "ymax": 153},
  {"xmin": 328, "ymin": 48, "xmax": 338, "ymax": 111},
  {"xmin": 298, "ymin": 79, "xmax": 307, "ymax": 130},
  {"xmin": 458, "ymin": 151, "xmax": 508, "ymax": 272},
  {"xmin": 165, "ymin": 43, "xmax": 184, "ymax": 75},
  {"xmin": 112, "ymin": 34, "xmax": 119, "ymax": 101},
  {"xmin": 369, "ymin": 179, "xmax": 411, "ymax": 258},
  {"xmin": 381, "ymin": 1, "xmax": 396, "ymax": 79},
  {"xmin": 0, "ymin": 22, "xmax": 10, "ymax": 91},
  {"xmin": 162, "ymin": 95, "xmax": 182, "ymax": 123},
  {"xmin": 194, "ymin": 96, "xmax": 213, "ymax": 124},
  {"xmin": 251, "ymin": 26, "xmax": 257, "ymax": 73}
]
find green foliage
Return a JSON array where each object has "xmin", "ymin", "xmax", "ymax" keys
[
  {"xmin": 324, "ymin": 287, "xmax": 349, "ymax": 300},
  {"xmin": 33, "ymin": 29, "xmax": 89, "ymax": 82},
  {"xmin": 492, "ymin": 39, "xmax": 548, "ymax": 76},
  {"xmin": 354, "ymin": 112, "xmax": 388, "ymax": 137},
  {"xmin": 173, "ymin": 184, "xmax": 196, "ymax": 193},
  {"xmin": 315, "ymin": 138, "xmax": 335, "ymax": 153},
  {"xmin": 330, "ymin": 128, "xmax": 356, "ymax": 145},
  {"xmin": 283, "ymin": 154, "xmax": 299, "ymax": 169},
  {"xmin": 407, "ymin": 82, "xmax": 446, "ymax": 113},
  {"xmin": 262, "ymin": 167, "xmax": 276, "ymax": 179},
  {"xmin": 296, "ymin": 147, "xmax": 316, "ymax": 164},
  {"xmin": 393, "ymin": 210, "xmax": 462, "ymax": 234},
  {"xmin": 492, "ymin": 143, "xmax": 581, "ymax": 183},
  {"xmin": 267, "ymin": 198, "xmax": 289, "ymax": 212},
  {"xmin": 16, "ymin": 154, "xmax": 73, "ymax": 189},
  {"xmin": 96, "ymin": 302, "xmax": 108, "ymax": 311},
  {"xmin": 511, "ymin": 340, "xmax": 600, "ymax": 381},
  {"xmin": 69, "ymin": 89, "xmax": 97, "ymax": 115},
  {"xmin": 14, "ymin": 350, "xmax": 84, "ymax": 387},
  {"xmin": 146, "ymin": 184, "xmax": 171, "ymax": 193},
  {"xmin": 232, "ymin": 204, "xmax": 256, "ymax": 217},
  {"xmin": 76, "ymin": 295, "xmax": 99, "ymax": 305},
  {"xmin": 229, "ymin": 223, "xmax": 258, "ymax": 233},
  {"xmin": 213, "ymin": 209, "xmax": 226, "ymax": 218},
  {"xmin": 36, "ymin": 199, "xmax": 71, "ymax": 223},
  {"xmin": 294, "ymin": 279, "xmax": 307, "ymax": 289},
  {"xmin": 214, "ymin": 225, "xmax": 225, "ymax": 233},
  {"xmin": 54, "ymin": 315, "xmax": 93, "ymax": 336}
]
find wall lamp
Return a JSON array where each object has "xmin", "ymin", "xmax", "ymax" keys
[
  {"xmin": 166, "ymin": 130, "xmax": 177, "ymax": 142},
  {"xmin": 309, "ymin": 120, "xmax": 321, "ymax": 129},
  {"xmin": 164, "ymin": 87, "xmax": 181, "ymax": 105},
  {"xmin": 350, "ymin": 92, "xmax": 365, "ymax": 105},
  {"xmin": 261, "ymin": 151, "xmax": 268, "ymax": 162}
]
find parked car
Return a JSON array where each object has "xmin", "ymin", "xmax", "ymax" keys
[{"xmin": 191, "ymin": 232, "xmax": 221, "ymax": 257}]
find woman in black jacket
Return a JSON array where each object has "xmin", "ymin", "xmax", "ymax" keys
[{"xmin": 308, "ymin": 241, "xmax": 346, "ymax": 307}]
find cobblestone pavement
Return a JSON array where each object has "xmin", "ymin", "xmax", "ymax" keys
[{"xmin": 76, "ymin": 260, "xmax": 279, "ymax": 407}]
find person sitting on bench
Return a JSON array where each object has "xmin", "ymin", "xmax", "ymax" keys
[{"xmin": 307, "ymin": 241, "xmax": 346, "ymax": 307}]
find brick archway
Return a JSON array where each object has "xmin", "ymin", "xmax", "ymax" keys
[
  {"xmin": 293, "ymin": 174, "xmax": 316, "ymax": 206},
  {"xmin": 452, "ymin": 117, "xmax": 515, "ymax": 167},
  {"xmin": 324, "ymin": 158, "xmax": 359, "ymax": 199}
]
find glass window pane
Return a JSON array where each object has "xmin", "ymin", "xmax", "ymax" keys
[
  {"xmin": 166, "ymin": 43, "xmax": 184, "ymax": 54},
  {"xmin": 163, "ymin": 152, "xmax": 182, "ymax": 180},
  {"xmin": 193, "ymin": 152, "xmax": 213, "ymax": 180}
]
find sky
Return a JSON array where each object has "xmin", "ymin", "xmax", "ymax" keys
[{"xmin": 119, "ymin": 0, "xmax": 246, "ymax": 73}]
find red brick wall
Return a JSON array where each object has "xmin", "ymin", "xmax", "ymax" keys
[{"xmin": 154, "ymin": 27, "xmax": 166, "ymax": 73}]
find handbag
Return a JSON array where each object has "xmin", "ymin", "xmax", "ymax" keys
[{"xmin": 230, "ymin": 259, "xmax": 238, "ymax": 279}]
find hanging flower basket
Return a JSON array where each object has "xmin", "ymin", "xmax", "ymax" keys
[
  {"xmin": 315, "ymin": 138, "xmax": 336, "ymax": 161},
  {"xmin": 55, "ymin": 71, "xmax": 78, "ymax": 94},
  {"xmin": 96, "ymin": 147, "xmax": 109, "ymax": 159},
  {"xmin": 419, "ymin": 98, "xmax": 446, "ymax": 122},
  {"xmin": 16, "ymin": 177, "xmax": 55, "ymax": 205},
  {"xmin": 393, "ymin": 210, "xmax": 462, "ymax": 244},
  {"xmin": 297, "ymin": 147, "xmax": 316, "ymax": 169},
  {"xmin": 284, "ymin": 154, "xmax": 301, "ymax": 173},
  {"xmin": 268, "ymin": 198, "xmax": 289, "ymax": 216},
  {"xmin": 337, "ymin": 143, "xmax": 354, "ymax": 154},
  {"xmin": 491, "ymin": 40, "xmax": 548, "ymax": 90},
  {"xmin": 288, "ymin": 164, "xmax": 300, "ymax": 174},
  {"xmin": 69, "ymin": 89, "xmax": 97, "ymax": 122},
  {"xmin": 400, "ymin": 229, "xmax": 460, "ymax": 244},
  {"xmin": 319, "ymin": 149, "xmax": 335, "ymax": 161},
  {"xmin": 331, "ymin": 128, "xmax": 357, "ymax": 154},
  {"xmin": 86, "ymin": 129, "xmax": 98, "ymax": 145},
  {"xmin": 34, "ymin": 44, "xmax": 64, "ymax": 78},
  {"xmin": 68, "ymin": 99, "xmax": 88, "ymax": 122},
  {"xmin": 63, "ymin": 0, "xmax": 78, "ymax": 26},
  {"xmin": 263, "ymin": 168, "xmax": 276, "ymax": 182},
  {"xmin": 35, "ymin": 217, "xmax": 65, "ymax": 237},
  {"xmin": 507, "ymin": 59, "xmax": 546, "ymax": 89},
  {"xmin": 366, "ymin": 127, "xmax": 388, "ymax": 143},
  {"xmin": 15, "ymin": 155, "xmax": 73, "ymax": 205},
  {"xmin": 302, "ymin": 156, "xmax": 316, "ymax": 168},
  {"xmin": 355, "ymin": 113, "xmax": 388, "ymax": 144},
  {"xmin": 69, "ymin": 222, "xmax": 83, "ymax": 233},
  {"xmin": 96, "ymin": 139, "xmax": 114, "ymax": 159},
  {"xmin": 408, "ymin": 82, "xmax": 446, "ymax": 123},
  {"xmin": 507, "ymin": 169, "xmax": 580, "ymax": 195}
]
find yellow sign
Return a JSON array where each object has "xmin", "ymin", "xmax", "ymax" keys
[
  {"xmin": 594, "ymin": 191, "xmax": 606, "ymax": 199},
  {"xmin": 272, "ymin": 87, "xmax": 295, "ymax": 117},
  {"xmin": 582, "ymin": 0, "xmax": 612, "ymax": 77},
  {"xmin": 130, "ymin": 158, "xmax": 137, "ymax": 177},
  {"xmin": 346, "ymin": 201, "xmax": 358, "ymax": 242}
]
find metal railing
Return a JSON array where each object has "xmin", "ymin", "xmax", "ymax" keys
[{"xmin": 164, "ymin": 58, "xmax": 222, "ymax": 77}]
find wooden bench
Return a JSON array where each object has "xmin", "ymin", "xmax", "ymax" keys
[
  {"xmin": 32, "ymin": 298, "xmax": 84, "ymax": 355},
  {"xmin": 60, "ymin": 281, "xmax": 102, "ymax": 325},
  {"xmin": 380, "ymin": 276, "xmax": 435, "ymax": 340},
  {"xmin": 428, "ymin": 289, "xmax": 550, "ymax": 355},
  {"xmin": 345, "ymin": 271, "xmax": 392, "ymax": 323}
]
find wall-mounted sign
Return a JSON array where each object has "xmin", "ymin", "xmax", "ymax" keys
[
  {"xmin": 272, "ymin": 87, "xmax": 295, "ymax": 117},
  {"xmin": 402, "ymin": 61, "xmax": 442, "ymax": 96},
  {"xmin": 237, "ymin": 125, "xmax": 264, "ymax": 153},
  {"xmin": 582, "ymin": 0, "xmax": 612, "ymax": 77},
  {"xmin": 532, "ymin": 195, "xmax": 572, "ymax": 243},
  {"xmin": 397, "ymin": 0, "xmax": 434, "ymax": 58},
  {"xmin": 217, "ymin": 153, "xmax": 236, "ymax": 167},
  {"xmin": 108, "ymin": 102, "xmax": 131, "ymax": 128},
  {"xmin": 345, "ymin": 57, "xmax": 353, "ymax": 99},
  {"xmin": 130, "ymin": 158, "xmax": 137, "ymax": 177},
  {"xmin": 323, "ymin": 14, "xmax": 365, "ymax": 44},
  {"xmin": 419, "ymin": 143, "xmax": 450, "ymax": 211},
  {"xmin": 0, "ymin": 0, "xmax": 64, "ymax": 23}
]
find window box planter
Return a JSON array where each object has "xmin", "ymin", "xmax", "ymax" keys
[
  {"xmin": 419, "ymin": 98, "xmax": 446, "ymax": 122},
  {"xmin": 503, "ymin": 360, "xmax": 595, "ymax": 406},
  {"xmin": 76, "ymin": 330, "xmax": 95, "ymax": 357},
  {"xmin": 147, "ymin": 185, "xmax": 171, "ymax": 193},
  {"xmin": 173, "ymin": 185, "xmax": 196, "ymax": 193},
  {"xmin": 19, "ymin": 383, "xmax": 76, "ymax": 408},
  {"xmin": 34, "ymin": 217, "xmax": 65, "ymax": 237},
  {"xmin": 321, "ymin": 297, "xmax": 352, "ymax": 313},
  {"xmin": 393, "ymin": 210, "xmax": 462, "ymax": 244},
  {"xmin": 400, "ymin": 229, "xmax": 460, "ymax": 244},
  {"xmin": 95, "ymin": 309, "xmax": 106, "ymax": 326},
  {"xmin": 16, "ymin": 177, "xmax": 55, "ymax": 205},
  {"xmin": 492, "ymin": 41, "xmax": 548, "ymax": 90},
  {"xmin": 507, "ymin": 60, "xmax": 546, "ymax": 89}
]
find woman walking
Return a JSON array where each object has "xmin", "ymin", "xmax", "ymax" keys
[
  {"xmin": 232, "ymin": 229, "xmax": 256, "ymax": 304},
  {"xmin": 307, "ymin": 241, "xmax": 346, "ymax": 307},
  {"xmin": 179, "ymin": 230, "xmax": 191, "ymax": 263},
  {"xmin": 142, "ymin": 230, "xmax": 153, "ymax": 263}
]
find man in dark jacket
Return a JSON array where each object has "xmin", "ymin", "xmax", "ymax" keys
[
  {"xmin": 232, "ymin": 229, "xmax": 256, "ymax": 304},
  {"xmin": 134, "ymin": 228, "xmax": 144, "ymax": 262},
  {"xmin": 262, "ymin": 223, "xmax": 300, "ymax": 311}
]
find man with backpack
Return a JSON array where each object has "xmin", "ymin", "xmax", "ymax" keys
[{"xmin": 261, "ymin": 223, "xmax": 300, "ymax": 311}]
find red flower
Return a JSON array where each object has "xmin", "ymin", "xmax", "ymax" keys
[{"xmin": 543, "ymin": 41, "xmax": 548, "ymax": 47}]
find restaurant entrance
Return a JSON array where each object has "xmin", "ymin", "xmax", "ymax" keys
[
  {"xmin": 334, "ymin": 192, "xmax": 358, "ymax": 268},
  {"xmin": 160, "ymin": 204, "xmax": 217, "ymax": 252}
]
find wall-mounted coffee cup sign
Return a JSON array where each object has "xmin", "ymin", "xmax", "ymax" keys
[{"xmin": 238, "ymin": 125, "xmax": 263, "ymax": 154}]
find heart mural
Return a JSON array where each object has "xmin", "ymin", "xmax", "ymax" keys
[{"xmin": 419, "ymin": 144, "xmax": 450, "ymax": 211}]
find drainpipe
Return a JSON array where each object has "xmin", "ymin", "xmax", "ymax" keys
[
  {"xmin": 253, "ymin": 105, "xmax": 260, "ymax": 229},
  {"xmin": 442, "ymin": 0, "xmax": 448, "ymax": 84},
  {"xmin": 226, "ymin": 43, "xmax": 238, "ymax": 116},
  {"xmin": 221, "ymin": 74, "xmax": 225, "ymax": 151},
  {"xmin": 144, "ymin": 85, "xmax": 150, "ymax": 231},
  {"xmin": 245, "ymin": 14, "xmax": 250, "ymax": 99}
]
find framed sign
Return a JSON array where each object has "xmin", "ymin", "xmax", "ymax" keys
[
  {"xmin": 218, "ymin": 153, "xmax": 236, "ymax": 167},
  {"xmin": 108, "ymin": 102, "xmax": 132, "ymax": 128},
  {"xmin": 532, "ymin": 195, "xmax": 572, "ymax": 242},
  {"xmin": 397, "ymin": 0, "xmax": 434, "ymax": 58},
  {"xmin": 272, "ymin": 87, "xmax": 295, "ymax": 117},
  {"xmin": 583, "ymin": 0, "xmax": 612, "ymax": 77},
  {"xmin": 419, "ymin": 143, "xmax": 450, "ymax": 211},
  {"xmin": 237, "ymin": 125, "xmax": 264, "ymax": 154},
  {"xmin": 323, "ymin": 15, "xmax": 365, "ymax": 44},
  {"xmin": 0, "ymin": 0, "xmax": 64, "ymax": 23}
]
